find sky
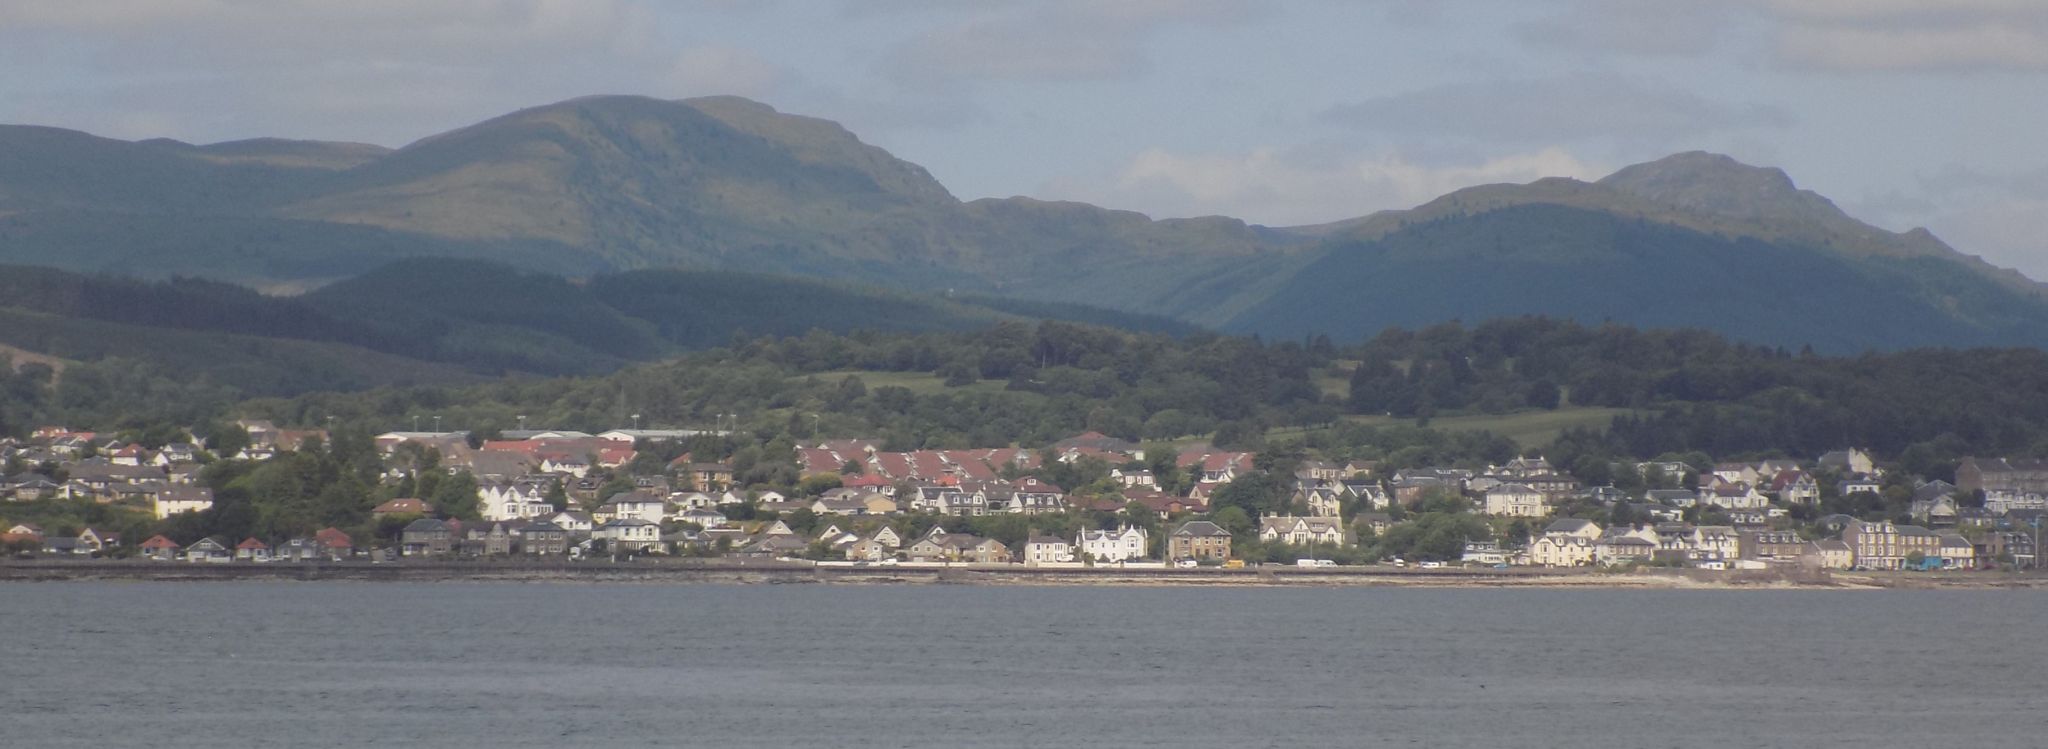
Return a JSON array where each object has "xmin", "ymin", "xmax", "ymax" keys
[{"xmin": 4, "ymin": 0, "xmax": 2048, "ymax": 275}]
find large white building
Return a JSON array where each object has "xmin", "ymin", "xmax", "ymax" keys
[{"xmin": 1077, "ymin": 526, "xmax": 1149, "ymax": 563}]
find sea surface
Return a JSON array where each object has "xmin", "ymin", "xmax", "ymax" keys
[{"xmin": 3, "ymin": 582, "xmax": 2046, "ymax": 747}]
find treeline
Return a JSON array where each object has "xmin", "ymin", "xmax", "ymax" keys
[{"xmin": 18, "ymin": 315, "xmax": 2048, "ymax": 476}]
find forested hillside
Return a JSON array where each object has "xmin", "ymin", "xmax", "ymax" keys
[{"xmin": 0, "ymin": 260, "xmax": 1202, "ymax": 388}]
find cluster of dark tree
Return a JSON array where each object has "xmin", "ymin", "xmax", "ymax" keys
[{"xmin": 1348, "ymin": 317, "xmax": 2048, "ymax": 462}]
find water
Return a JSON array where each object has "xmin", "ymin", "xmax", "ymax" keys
[{"xmin": 3, "ymin": 583, "xmax": 2045, "ymax": 747}]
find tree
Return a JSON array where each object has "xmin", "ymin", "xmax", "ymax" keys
[{"xmin": 431, "ymin": 472, "xmax": 482, "ymax": 520}]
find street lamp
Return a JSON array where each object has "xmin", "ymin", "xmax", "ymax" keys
[
  {"xmin": 411, "ymin": 415, "xmax": 420, "ymax": 432},
  {"xmin": 433, "ymin": 415, "xmax": 442, "ymax": 432},
  {"xmin": 517, "ymin": 415, "xmax": 528, "ymax": 432},
  {"xmin": 632, "ymin": 413, "xmax": 642, "ymax": 431}
]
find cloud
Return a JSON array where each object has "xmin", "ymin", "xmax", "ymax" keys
[
  {"xmin": 880, "ymin": 0, "xmax": 1272, "ymax": 88},
  {"xmin": 1511, "ymin": 0, "xmax": 2048, "ymax": 72},
  {"xmin": 1045, "ymin": 145, "xmax": 1603, "ymax": 226},
  {"xmin": 667, "ymin": 46, "xmax": 790, "ymax": 99},
  {"xmin": 0, "ymin": 1, "xmax": 842, "ymax": 145},
  {"xmin": 1321, "ymin": 75, "xmax": 1790, "ymax": 145},
  {"xmin": 1846, "ymin": 165, "xmax": 2048, "ymax": 279}
]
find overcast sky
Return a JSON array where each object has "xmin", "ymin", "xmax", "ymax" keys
[{"xmin": 5, "ymin": 0, "xmax": 2047, "ymax": 275}]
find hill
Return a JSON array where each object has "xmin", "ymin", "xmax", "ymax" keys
[
  {"xmin": 0, "ymin": 260, "xmax": 1205, "ymax": 389},
  {"xmin": 1223, "ymin": 202, "xmax": 2048, "ymax": 352},
  {"xmin": 1, "ymin": 96, "xmax": 2043, "ymax": 350}
]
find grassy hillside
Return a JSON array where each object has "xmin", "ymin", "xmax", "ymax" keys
[{"xmin": 0, "ymin": 260, "xmax": 1216, "ymax": 388}]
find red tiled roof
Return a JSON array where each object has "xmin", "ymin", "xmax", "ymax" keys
[
  {"xmin": 235, "ymin": 537, "xmax": 269, "ymax": 550},
  {"xmin": 140, "ymin": 534, "xmax": 180, "ymax": 550}
]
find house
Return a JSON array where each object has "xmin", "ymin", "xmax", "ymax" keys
[
  {"xmin": 1766, "ymin": 470, "xmax": 1821, "ymax": 505},
  {"xmin": 139, "ymin": 535, "xmax": 181, "ymax": 561},
  {"xmin": 1959, "ymin": 456, "xmax": 2048, "ymax": 495},
  {"xmin": 1543, "ymin": 518, "xmax": 1605, "ymax": 541},
  {"xmin": 1483, "ymin": 483, "xmax": 1547, "ymax": 517},
  {"xmin": 1300, "ymin": 486, "xmax": 1343, "ymax": 517},
  {"xmin": 1527, "ymin": 534, "xmax": 1596, "ymax": 567},
  {"xmin": 183, "ymin": 537, "xmax": 232, "ymax": 563},
  {"xmin": 1817, "ymin": 448, "xmax": 1877, "ymax": 476},
  {"xmin": 1257, "ymin": 516, "xmax": 1347, "ymax": 547},
  {"xmin": 76, "ymin": 527, "xmax": 120, "ymax": 553},
  {"xmin": 1838, "ymin": 475, "xmax": 1884, "ymax": 497},
  {"xmin": 1006, "ymin": 477, "xmax": 1066, "ymax": 515},
  {"xmin": 1909, "ymin": 495, "xmax": 1960, "ymax": 527},
  {"xmin": 518, "ymin": 521, "xmax": 571, "ymax": 555},
  {"xmin": 1595, "ymin": 528, "xmax": 1658, "ymax": 566},
  {"xmin": 594, "ymin": 518, "xmax": 663, "ymax": 553},
  {"xmin": 1022, "ymin": 535, "xmax": 1075, "ymax": 565},
  {"xmin": 460, "ymin": 522, "xmax": 518, "ymax": 557},
  {"xmin": 541, "ymin": 511, "xmax": 591, "ymax": 535},
  {"xmin": 1075, "ymin": 525, "xmax": 1148, "ymax": 563},
  {"xmin": 479, "ymin": 481, "xmax": 554, "ymax": 521},
  {"xmin": 373, "ymin": 498, "xmax": 435, "ymax": 519},
  {"xmin": 678, "ymin": 508, "xmax": 728, "ymax": 529},
  {"xmin": 1462, "ymin": 540, "xmax": 1510, "ymax": 565},
  {"xmin": 274, "ymin": 538, "xmax": 325, "ymax": 562},
  {"xmin": 153, "ymin": 487, "xmax": 215, "ymax": 519},
  {"xmin": 1937, "ymin": 533, "xmax": 1977, "ymax": 570},
  {"xmin": 231, "ymin": 537, "xmax": 270, "ymax": 562},
  {"xmin": 1168, "ymin": 521, "xmax": 1232, "ymax": 563},
  {"xmin": 1111, "ymin": 468, "xmax": 1156, "ymax": 488},
  {"xmin": 603, "ymin": 491, "xmax": 668, "ymax": 524},
  {"xmin": 1841, "ymin": 520, "xmax": 1943, "ymax": 570},
  {"xmin": 1712, "ymin": 463, "xmax": 1760, "ymax": 486},
  {"xmin": 1700, "ymin": 483, "xmax": 1769, "ymax": 510},
  {"xmin": 400, "ymin": 518, "xmax": 456, "ymax": 557},
  {"xmin": 1341, "ymin": 481, "xmax": 1390, "ymax": 510},
  {"xmin": 860, "ymin": 493, "xmax": 900, "ymax": 515},
  {"xmin": 847, "ymin": 531, "xmax": 900, "ymax": 562}
]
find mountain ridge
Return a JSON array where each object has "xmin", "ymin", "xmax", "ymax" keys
[{"xmin": 0, "ymin": 94, "xmax": 2041, "ymax": 351}]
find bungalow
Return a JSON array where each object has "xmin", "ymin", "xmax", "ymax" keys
[
  {"xmin": 139, "ymin": 535, "xmax": 181, "ymax": 561},
  {"xmin": 234, "ymin": 537, "xmax": 271, "ymax": 562},
  {"xmin": 274, "ymin": 538, "xmax": 326, "ymax": 562},
  {"xmin": 76, "ymin": 527, "xmax": 120, "ymax": 553},
  {"xmin": 305, "ymin": 527, "xmax": 350, "ymax": 560},
  {"xmin": 183, "ymin": 537, "xmax": 232, "ymax": 563},
  {"xmin": 1168, "ymin": 521, "xmax": 1232, "ymax": 563}
]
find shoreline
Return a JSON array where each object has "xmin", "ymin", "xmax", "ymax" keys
[{"xmin": 3, "ymin": 560, "xmax": 2043, "ymax": 589}]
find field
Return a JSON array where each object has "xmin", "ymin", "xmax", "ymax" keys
[
  {"xmin": 1272, "ymin": 406, "xmax": 1631, "ymax": 448},
  {"xmin": 794, "ymin": 370, "xmax": 1031, "ymax": 398}
]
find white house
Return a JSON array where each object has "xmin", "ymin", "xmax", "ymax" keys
[
  {"xmin": 1483, "ymin": 483, "xmax": 1547, "ymax": 517},
  {"xmin": 153, "ymin": 487, "xmax": 215, "ymax": 519},
  {"xmin": 1077, "ymin": 525, "xmax": 1149, "ymax": 563},
  {"xmin": 1023, "ymin": 536, "xmax": 1076, "ymax": 565},
  {"xmin": 1258, "ymin": 516, "xmax": 1347, "ymax": 547}
]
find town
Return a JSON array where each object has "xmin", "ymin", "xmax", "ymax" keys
[{"xmin": 2, "ymin": 420, "xmax": 2041, "ymax": 576}]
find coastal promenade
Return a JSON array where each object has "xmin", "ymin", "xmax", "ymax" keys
[{"xmin": 2, "ymin": 558, "xmax": 2035, "ymax": 588}]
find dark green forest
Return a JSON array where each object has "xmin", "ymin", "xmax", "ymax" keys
[{"xmin": 12, "ymin": 315, "xmax": 2048, "ymax": 482}]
